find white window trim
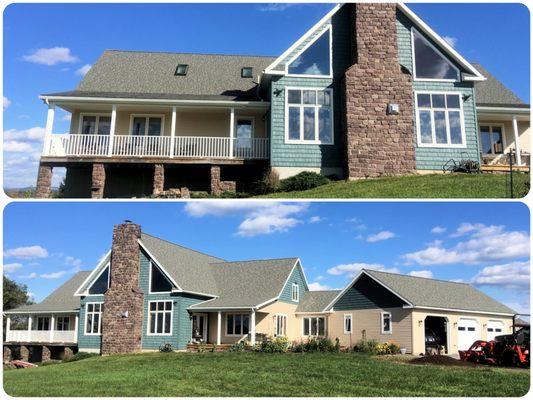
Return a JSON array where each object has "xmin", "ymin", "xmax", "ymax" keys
[
  {"xmin": 284, "ymin": 86, "xmax": 335, "ymax": 145},
  {"xmin": 84, "ymin": 302, "xmax": 104, "ymax": 336},
  {"xmin": 56, "ymin": 316, "xmax": 71, "ymax": 331},
  {"xmin": 274, "ymin": 314, "xmax": 288, "ymax": 337},
  {"xmin": 291, "ymin": 283, "xmax": 300, "ymax": 302},
  {"xmin": 147, "ymin": 300, "xmax": 173, "ymax": 336},
  {"xmin": 129, "ymin": 114, "xmax": 165, "ymax": 136},
  {"xmin": 415, "ymin": 90, "xmax": 467, "ymax": 149},
  {"xmin": 410, "ymin": 27, "xmax": 461, "ymax": 83},
  {"xmin": 285, "ymin": 25, "xmax": 333, "ymax": 79},
  {"xmin": 148, "ymin": 261, "xmax": 173, "ymax": 295},
  {"xmin": 343, "ymin": 314, "xmax": 352, "ymax": 334},
  {"xmin": 302, "ymin": 316, "xmax": 327, "ymax": 337},
  {"xmin": 478, "ymin": 123, "xmax": 506, "ymax": 156},
  {"xmin": 85, "ymin": 263, "xmax": 110, "ymax": 296},
  {"xmin": 78, "ymin": 113, "xmax": 112, "ymax": 135},
  {"xmin": 381, "ymin": 311, "xmax": 392, "ymax": 334},
  {"xmin": 225, "ymin": 313, "xmax": 251, "ymax": 337}
]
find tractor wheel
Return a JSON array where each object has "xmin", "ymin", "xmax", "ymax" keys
[{"xmin": 502, "ymin": 351, "xmax": 519, "ymax": 367}]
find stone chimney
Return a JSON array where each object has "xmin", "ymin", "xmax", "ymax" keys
[
  {"xmin": 343, "ymin": 3, "xmax": 416, "ymax": 178},
  {"xmin": 101, "ymin": 221, "xmax": 144, "ymax": 355}
]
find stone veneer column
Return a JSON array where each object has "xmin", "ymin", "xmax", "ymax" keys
[
  {"xmin": 91, "ymin": 163, "xmax": 106, "ymax": 199},
  {"xmin": 210, "ymin": 165, "xmax": 236, "ymax": 195},
  {"xmin": 3, "ymin": 346, "xmax": 12, "ymax": 363},
  {"xmin": 63, "ymin": 346, "xmax": 74, "ymax": 360},
  {"xmin": 153, "ymin": 164, "xmax": 165, "ymax": 196},
  {"xmin": 101, "ymin": 222, "xmax": 144, "ymax": 355},
  {"xmin": 41, "ymin": 345, "xmax": 51, "ymax": 362},
  {"xmin": 343, "ymin": 3, "xmax": 416, "ymax": 178},
  {"xmin": 35, "ymin": 163, "xmax": 53, "ymax": 198},
  {"xmin": 19, "ymin": 345, "xmax": 29, "ymax": 362}
]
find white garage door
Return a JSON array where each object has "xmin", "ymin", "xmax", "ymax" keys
[
  {"xmin": 487, "ymin": 320, "xmax": 504, "ymax": 341},
  {"xmin": 457, "ymin": 318, "xmax": 479, "ymax": 350}
]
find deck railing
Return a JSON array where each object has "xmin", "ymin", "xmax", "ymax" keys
[
  {"xmin": 45, "ymin": 134, "xmax": 269, "ymax": 160},
  {"xmin": 6, "ymin": 329, "xmax": 77, "ymax": 344}
]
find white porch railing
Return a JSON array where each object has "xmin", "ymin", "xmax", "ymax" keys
[
  {"xmin": 45, "ymin": 134, "xmax": 269, "ymax": 160},
  {"xmin": 6, "ymin": 330, "xmax": 77, "ymax": 343}
]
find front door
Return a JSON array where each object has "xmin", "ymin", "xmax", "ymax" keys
[
  {"xmin": 191, "ymin": 313, "xmax": 208, "ymax": 343},
  {"xmin": 235, "ymin": 118, "xmax": 254, "ymax": 157}
]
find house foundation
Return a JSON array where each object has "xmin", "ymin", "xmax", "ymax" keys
[
  {"xmin": 91, "ymin": 163, "xmax": 106, "ymax": 198},
  {"xmin": 153, "ymin": 164, "xmax": 165, "ymax": 195},
  {"xmin": 3, "ymin": 346, "xmax": 12, "ymax": 363},
  {"xmin": 19, "ymin": 345, "xmax": 29, "ymax": 362},
  {"xmin": 35, "ymin": 163, "xmax": 53, "ymax": 198},
  {"xmin": 210, "ymin": 166, "xmax": 236, "ymax": 196},
  {"xmin": 42, "ymin": 345, "xmax": 51, "ymax": 362}
]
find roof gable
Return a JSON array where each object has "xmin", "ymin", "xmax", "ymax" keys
[
  {"xmin": 296, "ymin": 290, "xmax": 340, "ymax": 313},
  {"xmin": 472, "ymin": 63, "xmax": 528, "ymax": 107}
]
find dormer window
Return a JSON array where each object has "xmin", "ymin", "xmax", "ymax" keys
[
  {"xmin": 241, "ymin": 67, "xmax": 253, "ymax": 78},
  {"xmin": 175, "ymin": 64, "xmax": 189, "ymax": 76}
]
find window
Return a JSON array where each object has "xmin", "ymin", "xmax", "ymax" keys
[
  {"xmin": 480, "ymin": 125, "xmax": 504, "ymax": 155},
  {"xmin": 236, "ymin": 118, "xmax": 253, "ymax": 150},
  {"xmin": 150, "ymin": 263, "xmax": 173, "ymax": 293},
  {"xmin": 56, "ymin": 316, "xmax": 70, "ymax": 331},
  {"xmin": 291, "ymin": 283, "xmax": 299, "ymax": 302},
  {"xmin": 36, "ymin": 317, "xmax": 50, "ymax": 331},
  {"xmin": 85, "ymin": 303, "xmax": 103, "ymax": 335},
  {"xmin": 288, "ymin": 28, "xmax": 331, "ymax": 77},
  {"xmin": 88, "ymin": 265, "xmax": 110, "ymax": 295},
  {"xmin": 415, "ymin": 92, "xmax": 464, "ymax": 147},
  {"xmin": 381, "ymin": 312, "xmax": 392, "ymax": 334},
  {"xmin": 412, "ymin": 29, "xmax": 460, "ymax": 81},
  {"xmin": 241, "ymin": 67, "xmax": 253, "ymax": 78},
  {"xmin": 226, "ymin": 314, "xmax": 250, "ymax": 336},
  {"xmin": 303, "ymin": 317, "xmax": 325, "ymax": 336},
  {"xmin": 458, "ymin": 327, "xmax": 466, "ymax": 331},
  {"xmin": 175, "ymin": 64, "xmax": 188, "ymax": 76},
  {"xmin": 80, "ymin": 115, "xmax": 112, "ymax": 135},
  {"xmin": 344, "ymin": 314, "xmax": 352, "ymax": 334},
  {"xmin": 131, "ymin": 115, "xmax": 164, "ymax": 136},
  {"xmin": 275, "ymin": 315, "xmax": 287, "ymax": 337},
  {"xmin": 286, "ymin": 88, "xmax": 333, "ymax": 144},
  {"xmin": 148, "ymin": 301, "xmax": 173, "ymax": 335}
]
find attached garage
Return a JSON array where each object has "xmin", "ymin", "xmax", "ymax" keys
[
  {"xmin": 487, "ymin": 320, "xmax": 505, "ymax": 341},
  {"xmin": 457, "ymin": 318, "xmax": 479, "ymax": 350}
]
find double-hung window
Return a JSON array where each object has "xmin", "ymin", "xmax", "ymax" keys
[
  {"xmin": 416, "ymin": 92, "xmax": 465, "ymax": 147},
  {"xmin": 80, "ymin": 115, "xmax": 111, "ymax": 135},
  {"xmin": 344, "ymin": 314, "xmax": 352, "ymax": 334},
  {"xmin": 36, "ymin": 316, "xmax": 50, "ymax": 331},
  {"xmin": 381, "ymin": 312, "xmax": 392, "ymax": 334},
  {"xmin": 148, "ymin": 301, "xmax": 173, "ymax": 335},
  {"xmin": 286, "ymin": 88, "xmax": 333, "ymax": 144},
  {"xmin": 56, "ymin": 316, "xmax": 70, "ymax": 331},
  {"xmin": 291, "ymin": 283, "xmax": 299, "ymax": 302},
  {"xmin": 275, "ymin": 314, "xmax": 287, "ymax": 337},
  {"xmin": 303, "ymin": 317, "xmax": 326, "ymax": 336},
  {"xmin": 479, "ymin": 125, "xmax": 504, "ymax": 155},
  {"xmin": 226, "ymin": 314, "xmax": 250, "ymax": 336},
  {"xmin": 85, "ymin": 303, "xmax": 103, "ymax": 335},
  {"xmin": 131, "ymin": 115, "xmax": 164, "ymax": 136}
]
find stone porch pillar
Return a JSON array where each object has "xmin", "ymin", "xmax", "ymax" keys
[
  {"xmin": 91, "ymin": 163, "xmax": 106, "ymax": 199},
  {"xmin": 153, "ymin": 164, "xmax": 165, "ymax": 196},
  {"xmin": 35, "ymin": 163, "xmax": 53, "ymax": 198},
  {"xmin": 19, "ymin": 345, "xmax": 29, "ymax": 362},
  {"xmin": 42, "ymin": 346, "xmax": 51, "ymax": 362},
  {"xmin": 63, "ymin": 346, "xmax": 74, "ymax": 360},
  {"xmin": 3, "ymin": 346, "xmax": 12, "ymax": 363},
  {"xmin": 210, "ymin": 165, "xmax": 236, "ymax": 196}
]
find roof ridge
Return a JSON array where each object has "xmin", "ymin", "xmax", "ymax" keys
[
  {"xmin": 363, "ymin": 268, "xmax": 471, "ymax": 286},
  {"xmin": 104, "ymin": 49, "xmax": 277, "ymax": 59},
  {"xmin": 141, "ymin": 232, "xmax": 225, "ymax": 262},
  {"xmin": 209, "ymin": 257, "xmax": 298, "ymax": 265}
]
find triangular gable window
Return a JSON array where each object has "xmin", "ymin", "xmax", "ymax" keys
[
  {"xmin": 413, "ymin": 29, "xmax": 459, "ymax": 81},
  {"xmin": 150, "ymin": 263, "xmax": 173, "ymax": 293},
  {"xmin": 88, "ymin": 265, "xmax": 110, "ymax": 295},
  {"xmin": 288, "ymin": 28, "xmax": 331, "ymax": 77}
]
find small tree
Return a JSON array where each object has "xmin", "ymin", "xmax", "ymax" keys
[{"xmin": 3, "ymin": 275, "xmax": 34, "ymax": 338}]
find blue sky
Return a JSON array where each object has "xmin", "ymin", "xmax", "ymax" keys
[
  {"xmin": 2, "ymin": 2, "xmax": 530, "ymax": 188},
  {"xmin": 4, "ymin": 201, "xmax": 530, "ymax": 314}
]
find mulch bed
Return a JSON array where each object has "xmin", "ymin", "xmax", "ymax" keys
[{"xmin": 409, "ymin": 355, "xmax": 481, "ymax": 368}]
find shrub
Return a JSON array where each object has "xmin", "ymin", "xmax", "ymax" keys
[
  {"xmin": 159, "ymin": 343, "xmax": 173, "ymax": 353},
  {"xmin": 354, "ymin": 340, "xmax": 400, "ymax": 355},
  {"xmin": 291, "ymin": 337, "xmax": 339, "ymax": 353},
  {"xmin": 228, "ymin": 341, "xmax": 246, "ymax": 352},
  {"xmin": 279, "ymin": 172, "xmax": 329, "ymax": 192},
  {"xmin": 255, "ymin": 169, "xmax": 280, "ymax": 194},
  {"xmin": 62, "ymin": 352, "xmax": 98, "ymax": 363},
  {"xmin": 255, "ymin": 336, "xmax": 290, "ymax": 353}
]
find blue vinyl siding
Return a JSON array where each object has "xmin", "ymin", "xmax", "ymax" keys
[
  {"xmin": 279, "ymin": 263, "xmax": 308, "ymax": 303},
  {"xmin": 396, "ymin": 10, "xmax": 481, "ymax": 170},
  {"xmin": 78, "ymin": 294, "xmax": 104, "ymax": 350}
]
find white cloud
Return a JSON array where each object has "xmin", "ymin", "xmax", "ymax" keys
[
  {"xmin": 19, "ymin": 272, "xmax": 38, "ymax": 279},
  {"xmin": 40, "ymin": 270, "xmax": 68, "ymax": 279},
  {"xmin": 3, "ymin": 96, "xmax": 11, "ymax": 110},
  {"xmin": 403, "ymin": 223, "xmax": 529, "ymax": 266},
  {"xmin": 64, "ymin": 256, "xmax": 82, "ymax": 269},
  {"xmin": 314, "ymin": 275, "xmax": 324, "ymax": 281},
  {"xmin": 309, "ymin": 216, "xmax": 323, "ymax": 223},
  {"xmin": 75, "ymin": 64, "xmax": 92, "ymax": 76},
  {"xmin": 22, "ymin": 47, "xmax": 78, "ymax": 66},
  {"xmin": 367, "ymin": 231, "xmax": 396, "ymax": 243},
  {"xmin": 3, "ymin": 141, "xmax": 34, "ymax": 152},
  {"xmin": 471, "ymin": 261, "xmax": 530, "ymax": 289},
  {"xmin": 308, "ymin": 282, "xmax": 332, "ymax": 291},
  {"xmin": 184, "ymin": 202, "xmax": 308, "ymax": 237},
  {"xmin": 257, "ymin": 4, "xmax": 294, "ymax": 12},
  {"xmin": 4, "ymin": 126, "xmax": 46, "ymax": 143},
  {"xmin": 327, "ymin": 262, "xmax": 399, "ymax": 278},
  {"xmin": 5, "ymin": 245, "xmax": 48, "ymax": 259},
  {"xmin": 431, "ymin": 226, "xmax": 446, "ymax": 234},
  {"xmin": 408, "ymin": 270, "xmax": 434, "ymax": 279},
  {"xmin": 4, "ymin": 263, "xmax": 23, "ymax": 273},
  {"xmin": 443, "ymin": 36, "xmax": 457, "ymax": 47}
]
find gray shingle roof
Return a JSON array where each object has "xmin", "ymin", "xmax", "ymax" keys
[
  {"xmin": 43, "ymin": 50, "xmax": 276, "ymax": 102},
  {"xmin": 5, "ymin": 272, "xmax": 91, "ymax": 314},
  {"xmin": 473, "ymin": 63, "xmax": 528, "ymax": 108},
  {"xmin": 190, "ymin": 258, "xmax": 299, "ymax": 309},
  {"xmin": 364, "ymin": 269, "xmax": 515, "ymax": 315},
  {"xmin": 296, "ymin": 290, "xmax": 340, "ymax": 313}
]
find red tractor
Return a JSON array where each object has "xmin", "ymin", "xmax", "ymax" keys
[{"xmin": 459, "ymin": 314, "xmax": 530, "ymax": 368}]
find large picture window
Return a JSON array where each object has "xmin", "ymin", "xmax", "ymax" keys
[
  {"xmin": 415, "ymin": 92, "xmax": 465, "ymax": 147},
  {"xmin": 88, "ymin": 265, "xmax": 110, "ymax": 295},
  {"xmin": 286, "ymin": 88, "xmax": 333, "ymax": 144},
  {"xmin": 287, "ymin": 27, "xmax": 332, "ymax": 77},
  {"xmin": 148, "ymin": 301, "xmax": 173, "ymax": 335},
  {"xmin": 226, "ymin": 314, "xmax": 250, "ymax": 336},
  {"xmin": 150, "ymin": 263, "xmax": 173, "ymax": 293},
  {"xmin": 85, "ymin": 303, "xmax": 103, "ymax": 335},
  {"xmin": 479, "ymin": 125, "xmax": 504, "ymax": 155},
  {"xmin": 412, "ymin": 29, "xmax": 460, "ymax": 81},
  {"xmin": 303, "ymin": 317, "xmax": 325, "ymax": 336}
]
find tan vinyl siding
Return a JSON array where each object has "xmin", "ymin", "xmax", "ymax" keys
[{"xmin": 477, "ymin": 117, "xmax": 531, "ymax": 162}]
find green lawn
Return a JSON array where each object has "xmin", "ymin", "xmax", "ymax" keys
[
  {"xmin": 258, "ymin": 173, "xmax": 529, "ymax": 198},
  {"xmin": 3, "ymin": 352, "xmax": 530, "ymax": 397}
]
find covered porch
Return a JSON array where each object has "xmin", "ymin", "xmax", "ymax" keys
[{"xmin": 4, "ymin": 312, "xmax": 79, "ymax": 345}]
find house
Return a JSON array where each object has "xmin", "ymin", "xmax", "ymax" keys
[
  {"xmin": 34, "ymin": 3, "xmax": 530, "ymax": 198},
  {"xmin": 4, "ymin": 221, "xmax": 516, "ymax": 362}
]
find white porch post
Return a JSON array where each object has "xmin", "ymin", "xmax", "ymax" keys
[
  {"xmin": 108, "ymin": 104, "xmax": 117, "ymax": 157},
  {"xmin": 27, "ymin": 315, "xmax": 32, "ymax": 341},
  {"xmin": 50, "ymin": 314, "xmax": 55, "ymax": 342},
  {"xmin": 217, "ymin": 312, "xmax": 222, "ymax": 345},
  {"xmin": 170, "ymin": 106, "xmax": 176, "ymax": 158},
  {"xmin": 229, "ymin": 108, "xmax": 235, "ymax": 158},
  {"xmin": 74, "ymin": 314, "xmax": 79, "ymax": 343},
  {"xmin": 6, "ymin": 316, "xmax": 11, "ymax": 341},
  {"xmin": 512, "ymin": 116, "xmax": 522, "ymax": 166},
  {"xmin": 250, "ymin": 310, "xmax": 256, "ymax": 346},
  {"xmin": 43, "ymin": 103, "xmax": 56, "ymax": 156}
]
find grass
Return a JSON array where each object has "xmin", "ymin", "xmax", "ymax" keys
[
  {"xmin": 257, "ymin": 173, "xmax": 530, "ymax": 198},
  {"xmin": 3, "ymin": 352, "xmax": 530, "ymax": 397}
]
